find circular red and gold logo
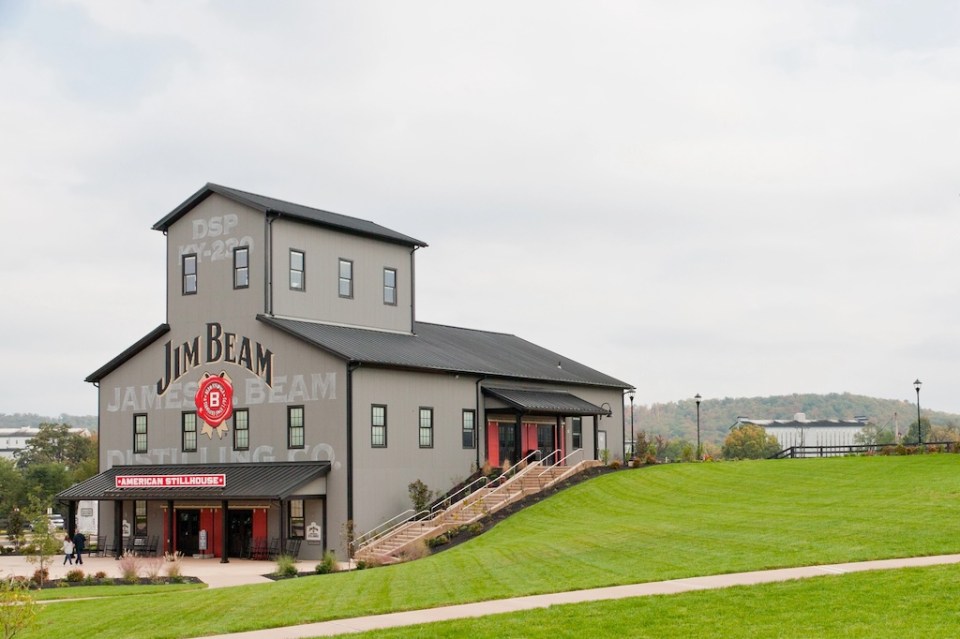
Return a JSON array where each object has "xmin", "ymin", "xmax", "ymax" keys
[{"xmin": 195, "ymin": 372, "xmax": 234, "ymax": 428}]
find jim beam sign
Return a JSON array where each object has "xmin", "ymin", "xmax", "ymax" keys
[{"xmin": 195, "ymin": 371, "xmax": 234, "ymax": 439}]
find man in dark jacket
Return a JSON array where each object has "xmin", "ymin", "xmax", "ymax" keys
[{"xmin": 73, "ymin": 530, "xmax": 86, "ymax": 564}]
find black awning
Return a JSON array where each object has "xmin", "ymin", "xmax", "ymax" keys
[
  {"xmin": 56, "ymin": 461, "xmax": 330, "ymax": 501},
  {"xmin": 482, "ymin": 387, "xmax": 612, "ymax": 417}
]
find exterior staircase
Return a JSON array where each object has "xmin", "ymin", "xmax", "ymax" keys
[{"xmin": 355, "ymin": 454, "xmax": 601, "ymax": 564}]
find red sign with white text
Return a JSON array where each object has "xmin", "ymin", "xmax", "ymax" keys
[{"xmin": 115, "ymin": 474, "xmax": 226, "ymax": 489}]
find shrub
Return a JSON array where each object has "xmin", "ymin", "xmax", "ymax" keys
[
  {"xmin": 94, "ymin": 571, "xmax": 107, "ymax": 580},
  {"xmin": 118, "ymin": 551, "xmax": 141, "ymax": 584},
  {"xmin": 30, "ymin": 569, "xmax": 48, "ymax": 587},
  {"xmin": 143, "ymin": 557, "xmax": 164, "ymax": 583},
  {"xmin": 64, "ymin": 569, "xmax": 85, "ymax": 583},
  {"xmin": 315, "ymin": 550, "xmax": 338, "ymax": 574},
  {"xmin": 275, "ymin": 554, "xmax": 298, "ymax": 578},
  {"xmin": 408, "ymin": 479, "xmax": 434, "ymax": 513},
  {"xmin": 426, "ymin": 534, "xmax": 449, "ymax": 548},
  {"xmin": 165, "ymin": 552, "xmax": 184, "ymax": 582},
  {"xmin": 467, "ymin": 522, "xmax": 484, "ymax": 536},
  {"xmin": 608, "ymin": 460, "xmax": 621, "ymax": 470}
]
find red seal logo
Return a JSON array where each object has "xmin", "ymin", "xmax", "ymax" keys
[{"xmin": 195, "ymin": 372, "xmax": 234, "ymax": 434}]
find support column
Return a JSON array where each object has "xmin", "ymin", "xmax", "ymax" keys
[
  {"xmin": 514, "ymin": 413, "xmax": 522, "ymax": 464},
  {"xmin": 167, "ymin": 501, "xmax": 174, "ymax": 555},
  {"xmin": 113, "ymin": 500, "xmax": 123, "ymax": 559},
  {"xmin": 220, "ymin": 500, "xmax": 229, "ymax": 563}
]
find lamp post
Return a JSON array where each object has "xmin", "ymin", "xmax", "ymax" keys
[
  {"xmin": 694, "ymin": 393, "xmax": 702, "ymax": 461},
  {"xmin": 914, "ymin": 379, "xmax": 922, "ymax": 446},
  {"xmin": 628, "ymin": 393, "xmax": 635, "ymax": 460}
]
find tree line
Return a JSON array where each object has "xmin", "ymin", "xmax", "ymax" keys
[{"xmin": 0, "ymin": 423, "xmax": 97, "ymax": 537}]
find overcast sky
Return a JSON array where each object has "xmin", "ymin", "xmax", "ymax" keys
[{"xmin": 2, "ymin": 0, "xmax": 959, "ymax": 418}]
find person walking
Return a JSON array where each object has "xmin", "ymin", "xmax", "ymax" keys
[
  {"xmin": 73, "ymin": 530, "xmax": 86, "ymax": 565},
  {"xmin": 62, "ymin": 534, "xmax": 74, "ymax": 565}
]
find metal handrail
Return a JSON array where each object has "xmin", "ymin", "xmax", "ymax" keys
[
  {"xmin": 536, "ymin": 447, "xmax": 584, "ymax": 477},
  {"xmin": 478, "ymin": 451, "xmax": 543, "ymax": 502},
  {"xmin": 429, "ymin": 475, "xmax": 490, "ymax": 516},
  {"xmin": 354, "ymin": 508, "xmax": 423, "ymax": 548}
]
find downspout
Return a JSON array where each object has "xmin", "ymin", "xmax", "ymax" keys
[
  {"xmin": 265, "ymin": 212, "xmax": 278, "ymax": 315},
  {"xmin": 346, "ymin": 361, "xmax": 361, "ymax": 523},
  {"xmin": 475, "ymin": 376, "xmax": 486, "ymax": 471},
  {"xmin": 409, "ymin": 246, "xmax": 420, "ymax": 333}
]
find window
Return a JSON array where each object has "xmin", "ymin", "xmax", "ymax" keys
[
  {"xmin": 233, "ymin": 246, "xmax": 249, "ymax": 289},
  {"xmin": 290, "ymin": 250, "xmax": 305, "ymax": 291},
  {"xmin": 462, "ymin": 409, "xmax": 476, "ymax": 449},
  {"xmin": 419, "ymin": 407, "xmax": 434, "ymax": 448},
  {"xmin": 135, "ymin": 500, "xmax": 147, "ymax": 537},
  {"xmin": 572, "ymin": 417, "xmax": 582, "ymax": 450},
  {"xmin": 133, "ymin": 414, "xmax": 147, "ymax": 453},
  {"xmin": 233, "ymin": 409, "xmax": 249, "ymax": 451},
  {"xmin": 182, "ymin": 412, "xmax": 197, "ymax": 452},
  {"xmin": 371, "ymin": 405, "xmax": 387, "ymax": 448},
  {"xmin": 383, "ymin": 268, "xmax": 397, "ymax": 305},
  {"xmin": 288, "ymin": 499, "xmax": 305, "ymax": 539},
  {"xmin": 288, "ymin": 406, "xmax": 304, "ymax": 449},
  {"xmin": 182, "ymin": 254, "xmax": 197, "ymax": 295},
  {"xmin": 338, "ymin": 258, "xmax": 353, "ymax": 298}
]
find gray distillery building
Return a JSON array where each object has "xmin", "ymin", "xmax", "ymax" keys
[{"xmin": 59, "ymin": 184, "xmax": 631, "ymax": 561}]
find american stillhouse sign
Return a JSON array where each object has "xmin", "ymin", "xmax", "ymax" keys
[{"xmin": 115, "ymin": 474, "xmax": 227, "ymax": 489}]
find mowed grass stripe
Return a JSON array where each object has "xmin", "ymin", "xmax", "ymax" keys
[{"xmin": 23, "ymin": 455, "xmax": 960, "ymax": 639}]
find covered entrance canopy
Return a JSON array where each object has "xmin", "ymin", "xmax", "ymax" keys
[
  {"xmin": 57, "ymin": 461, "xmax": 330, "ymax": 560},
  {"xmin": 482, "ymin": 387, "xmax": 613, "ymax": 467}
]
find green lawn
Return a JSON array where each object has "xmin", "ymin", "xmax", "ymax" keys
[
  {"xmin": 21, "ymin": 455, "xmax": 960, "ymax": 639},
  {"xmin": 356, "ymin": 563, "xmax": 960, "ymax": 638}
]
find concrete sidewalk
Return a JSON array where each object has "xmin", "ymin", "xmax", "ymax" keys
[
  {"xmin": 198, "ymin": 553, "xmax": 960, "ymax": 639},
  {"xmin": 0, "ymin": 553, "xmax": 277, "ymax": 589}
]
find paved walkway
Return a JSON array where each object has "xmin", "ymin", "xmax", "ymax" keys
[
  {"xmin": 2, "ymin": 553, "xmax": 959, "ymax": 638},
  {"xmin": 0, "ymin": 553, "xmax": 277, "ymax": 589}
]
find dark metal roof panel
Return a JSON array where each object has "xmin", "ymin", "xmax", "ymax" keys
[
  {"xmin": 56, "ymin": 461, "xmax": 330, "ymax": 501},
  {"xmin": 483, "ymin": 387, "xmax": 613, "ymax": 416},
  {"xmin": 85, "ymin": 324, "xmax": 171, "ymax": 383},
  {"xmin": 152, "ymin": 183, "xmax": 427, "ymax": 247},
  {"xmin": 259, "ymin": 316, "xmax": 631, "ymax": 389}
]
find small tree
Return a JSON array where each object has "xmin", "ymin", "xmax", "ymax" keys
[
  {"xmin": 23, "ymin": 504, "xmax": 61, "ymax": 586},
  {"xmin": 0, "ymin": 579, "xmax": 37, "ymax": 639},
  {"xmin": 408, "ymin": 479, "xmax": 434, "ymax": 513},
  {"xmin": 722, "ymin": 424, "xmax": 781, "ymax": 460}
]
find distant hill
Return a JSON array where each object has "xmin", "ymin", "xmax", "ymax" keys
[
  {"xmin": 633, "ymin": 392, "xmax": 959, "ymax": 448},
  {"xmin": 0, "ymin": 413, "xmax": 97, "ymax": 431}
]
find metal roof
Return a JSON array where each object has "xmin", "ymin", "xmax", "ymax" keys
[
  {"xmin": 56, "ymin": 461, "xmax": 330, "ymax": 501},
  {"xmin": 152, "ymin": 183, "xmax": 427, "ymax": 248},
  {"xmin": 260, "ymin": 316, "xmax": 631, "ymax": 389},
  {"xmin": 483, "ymin": 387, "xmax": 613, "ymax": 416}
]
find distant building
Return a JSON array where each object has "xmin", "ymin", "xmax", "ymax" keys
[
  {"xmin": 733, "ymin": 413, "xmax": 869, "ymax": 450},
  {"xmin": 0, "ymin": 427, "xmax": 92, "ymax": 461}
]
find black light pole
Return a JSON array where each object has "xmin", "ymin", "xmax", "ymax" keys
[
  {"xmin": 914, "ymin": 379, "xmax": 922, "ymax": 446},
  {"xmin": 629, "ymin": 392, "xmax": 635, "ymax": 460},
  {"xmin": 694, "ymin": 393, "xmax": 702, "ymax": 461}
]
